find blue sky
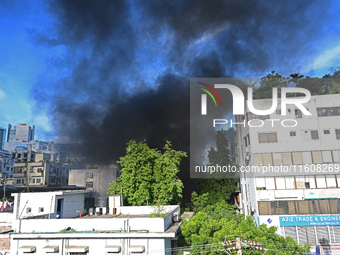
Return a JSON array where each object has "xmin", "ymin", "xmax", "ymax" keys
[{"xmin": 1, "ymin": 0, "xmax": 340, "ymax": 142}]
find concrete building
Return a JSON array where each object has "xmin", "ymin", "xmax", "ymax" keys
[
  {"xmin": 0, "ymin": 150, "xmax": 14, "ymax": 179},
  {"xmin": 6, "ymin": 123, "xmax": 35, "ymax": 143},
  {"xmin": 69, "ymin": 164, "xmax": 118, "ymax": 206},
  {"xmin": 13, "ymin": 162, "xmax": 70, "ymax": 187},
  {"xmin": 237, "ymin": 94, "xmax": 340, "ymax": 247},
  {"xmin": 0, "ymin": 127, "xmax": 5, "ymax": 150},
  {"xmin": 5, "ymin": 190, "xmax": 185, "ymax": 255}
]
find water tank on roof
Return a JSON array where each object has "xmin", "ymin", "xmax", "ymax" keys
[{"xmin": 98, "ymin": 197, "xmax": 108, "ymax": 207}]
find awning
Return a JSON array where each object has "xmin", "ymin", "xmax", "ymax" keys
[
  {"xmin": 105, "ymin": 245, "xmax": 121, "ymax": 253},
  {"xmin": 129, "ymin": 245, "xmax": 145, "ymax": 253},
  {"xmin": 65, "ymin": 245, "xmax": 89, "ymax": 252},
  {"xmin": 19, "ymin": 246, "xmax": 36, "ymax": 252},
  {"xmin": 43, "ymin": 245, "xmax": 59, "ymax": 252}
]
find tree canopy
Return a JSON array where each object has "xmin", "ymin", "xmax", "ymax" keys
[
  {"xmin": 107, "ymin": 140, "xmax": 186, "ymax": 206},
  {"xmin": 181, "ymin": 214, "xmax": 309, "ymax": 255}
]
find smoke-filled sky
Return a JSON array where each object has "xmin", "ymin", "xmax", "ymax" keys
[{"xmin": 1, "ymin": 0, "xmax": 340, "ymax": 160}]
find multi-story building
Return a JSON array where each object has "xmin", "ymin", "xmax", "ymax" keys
[
  {"xmin": 237, "ymin": 94, "xmax": 340, "ymax": 247},
  {"xmin": 69, "ymin": 164, "xmax": 119, "ymax": 206},
  {"xmin": 13, "ymin": 162, "xmax": 70, "ymax": 187},
  {"xmin": 6, "ymin": 123, "xmax": 35, "ymax": 143},
  {"xmin": 0, "ymin": 150, "xmax": 14, "ymax": 179},
  {"xmin": 0, "ymin": 127, "xmax": 5, "ymax": 150},
  {"xmin": 3, "ymin": 190, "xmax": 186, "ymax": 255}
]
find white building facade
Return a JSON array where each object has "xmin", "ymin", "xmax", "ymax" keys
[
  {"xmin": 7, "ymin": 191, "xmax": 182, "ymax": 255},
  {"xmin": 237, "ymin": 94, "xmax": 340, "ymax": 246}
]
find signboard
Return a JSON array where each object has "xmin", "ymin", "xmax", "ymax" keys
[
  {"xmin": 280, "ymin": 215, "xmax": 340, "ymax": 226},
  {"xmin": 322, "ymin": 246, "xmax": 340, "ymax": 255},
  {"xmin": 305, "ymin": 189, "xmax": 340, "ymax": 199}
]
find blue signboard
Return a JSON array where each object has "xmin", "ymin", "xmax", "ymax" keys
[{"xmin": 280, "ymin": 215, "xmax": 340, "ymax": 227}]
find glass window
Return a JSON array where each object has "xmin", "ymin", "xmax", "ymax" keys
[
  {"xmin": 265, "ymin": 177, "xmax": 275, "ymax": 189},
  {"xmin": 336, "ymin": 129, "xmax": 340, "ymax": 140},
  {"xmin": 262, "ymin": 153, "xmax": 272, "ymax": 165},
  {"xmin": 324, "ymin": 130, "xmax": 330, "ymax": 134},
  {"xmin": 302, "ymin": 152, "xmax": 313, "ymax": 164},
  {"xmin": 311, "ymin": 131, "xmax": 319, "ymax": 140},
  {"xmin": 316, "ymin": 175, "xmax": 326, "ymax": 188},
  {"xmin": 276, "ymin": 177, "xmax": 285, "ymax": 189},
  {"xmin": 292, "ymin": 152, "xmax": 303, "ymax": 165},
  {"xmin": 253, "ymin": 154, "xmax": 263, "ymax": 166},
  {"xmin": 273, "ymin": 153, "xmax": 282, "ymax": 165},
  {"xmin": 290, "ymin": 131, "xmax": 296, "ymax": 136},
  {"xmin": 282, "ymin": 153, "xmax": 292, "ymax": 165},
  {"xmin": 326, "ymin": 175, "xmax": 337, "ymax": 188},
  {"xmin": 258, "ymin": 133, "xmax": 268, "ymax": 143},
  {"xmin": 312, "ymin": 151, "xmax": 323, "ymax": 164},
  {"xmin": 256, "ymin": 177, "xmax": 265, "ymax": 188},
  {"xmin": 86, "ymin": 182, "xmax": 93, "ymax": 188},
  {"xmin": 285, "ymin": 177, "xmax": 295, "ymax": 189},
  {"xmin": 258, "ymin": 133, "xmax": 278, "ymax": 143},
  {"xmin": 296, "ymin": 176, "xmax": 306, "ymax": 189},
  {"xmin": 305, "ymin": 176, "xmax": 316, "ymax": 189},
  {"xmin": 322, "ymin": 151, "xmax": 333, "ymax": 163},
  {"xmin": 333, "ymin": 151, "xmax": 340, "ymax": 162},
  {"xmin": 295, "ymin": 109, "xmax": 302, "ymax": 118}
]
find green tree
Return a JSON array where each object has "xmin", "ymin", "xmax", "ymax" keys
[
  {"xmin": 107, "ymin": 140, "xmax": 186, "ymax": 206},
  {"xmin": 180, "ymin": 214, "xmax": 309, "ymax": 255},
  {"xmin": 254, "ymin": 70, "xmax": 288, "ymax": 99},
  {"xmin": 196, "ymin": 129, "xmax": 237, "ymax": 204},
  {"xmin": 327, "ymin": 67, "xmax": 340, "ymax": 94}
]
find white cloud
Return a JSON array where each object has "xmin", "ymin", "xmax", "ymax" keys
[
  {"xmin": 0, "ymin": 89, "xmax": 6, "ymax": 99},
  {"xmin": 303, "ymin": 44, "xmax": 340, "ymax": 75}
]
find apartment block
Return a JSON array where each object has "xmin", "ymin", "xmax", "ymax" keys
[
  {"xmin": 13, "ymin": 162, "xmax": 70, "ymax": 187},
  {"xmin": 237, "ymin": 94, "xmax": 340, "ymax": 247}
]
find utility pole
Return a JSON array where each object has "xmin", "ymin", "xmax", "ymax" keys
[
  {"xmin": 235, "ymin": 237, "xmax": 242, "ymax": 255},
  {"xmin": 3, "ymin": 176, "xmax": 6, "ymax": 202},
  {"xmin": 222, "ymin": 236, "xmax": 266, "ymax": 254}
]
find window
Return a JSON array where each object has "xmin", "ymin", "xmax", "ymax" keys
[
  {"xmin": 86, "ymin": 182, "xmax": 93, "ymax": 188},
  {"xmin": 36, "ymin": 178, "xmax": 41, "ymax": 183},
  {"xmin": 295, "ymin": 109, "xmax": 302, "ymax": 118},
  {"xmin": 324, "ymin": 130, "xmax": 330, "ymax": 134},
  {"xmin": 32, "ymin": 179, "xmax": 36, "ymax": 183},
  {"xmin": 258, "ymin": 133, "xmax": 278, "ymax": 143},
  {"xmin": 86, "ymin": 172, "xmax": 94, "ymax": 179},
  {"xmin": 290, "ymin": 131, "xmax": 296, "ymax": 136},
  {"xmin": 336, "ymin": 129, "xmax": 340, "ymax": 140},
  {"xmin": 26, "ymin": 207, "xmax": 31, "ymax": 213},
  {"xmin": 39, "ymin": 207, "xmax": 44, "ymax": 213},
  {"xmin": 16, "ymin": 179, "xmax": 21, "ymax": 184},
  {"xmin": 317, "ymin": 107, "xmax": 340, "ymax": 117},
  {"xmin": 311, "ymin": 131, "xmax": 319, "ymax": 140}
]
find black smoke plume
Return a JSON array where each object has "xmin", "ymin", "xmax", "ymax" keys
[{"xmin": 31, "ymin": 0, "xmax": 331, "ymax": 201}]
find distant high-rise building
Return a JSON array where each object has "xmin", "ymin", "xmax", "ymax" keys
[
  {"xmin": 7, "ymin": 123, "xmax": 35, "ymax": 142},
  {"xmin": 0, "ymin": 127, "xmax": 5, "ymax": 149}
]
